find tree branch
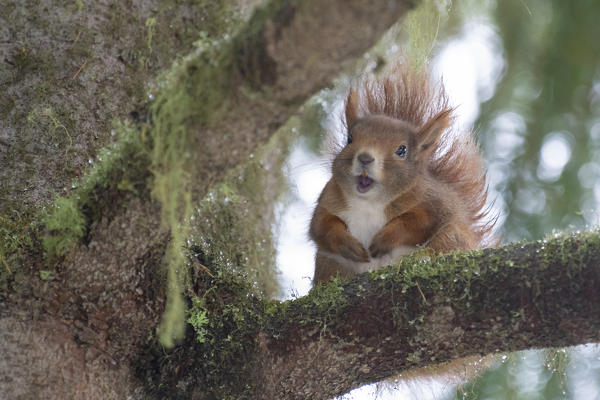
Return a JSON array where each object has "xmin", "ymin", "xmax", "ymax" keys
[{"xmin": 138, "ymin": 231, "xmax": 600, "ymax": 399}]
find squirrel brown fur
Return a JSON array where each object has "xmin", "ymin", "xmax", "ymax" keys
[{"xmin": 310, "ymin": 64, "xmax": 497, "ymax": 284}]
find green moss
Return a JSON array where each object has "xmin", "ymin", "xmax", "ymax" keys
[
  {"xmin": 24, "ymin": 106, "xmax": 74, "ymax": 151},
  {"xmin": 1, "ymin": 0, "xmax": 252, "ymax": 286},
  {"xmin": 184, "ymin": 273, "xmax": 351, "ymax": 374},
  {"xmin": 395, "ymin": 231, "xmax": 600, "ymax": 320},
  {"xmin": 404, "ymin": 0, "xmax": 448, "ymax": 67},
  {"xmin": 42, "ymin": 120, "xmax": 151, "ymax": 260},
  {"xmin": 42, "ymin": 107, "xmax": 72, "ymax": 151},
  {"xmin": 39, "ymin": 269, "xmax": 56, "ymax": 281},
  {"xmin": 168, "ymin": 269, "xmax": 266, "ymax": 399},
  {"xmin": 157, "ymin": 240, "xmax": 189, "ymax": 348},
  {"xmin": 145, "ymin": 17, "xmax": 157, "ymax": 52},
  {"xmin": 150, "ymin": 0, "xmax": 316, "ymax": 341},
  {"xmin": 191, "ymin": 171, "xmax": 277, "ymax": 296},
  {"xmin": 42, "ymin": 197, "xmax": 85, "ymax": 257},
  {"xmin": 149, "ymin": 38, "xmax": 235, "ymax": 347},
  {"xmin": 187, "ymin": 295, "xmax": 210, "ymax": 342},
  {"xmin": 300, "ymin": 277, "xmax": 349, "ymax": 320},
  {"xmin": 145, "ymin": 0, "xmax": 306, "ymax": 347},
  {"xmin": 189, "ymin": 114, "xmax": 301, "ymax": 302}
]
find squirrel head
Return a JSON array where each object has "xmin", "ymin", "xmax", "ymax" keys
[
  {"xmin": 332, "ymin": 110, "xmax": 451, "ymax": 200},
  {"xmin": 332, "ymin": 67, "xmax": 454, "ymax": 201}
]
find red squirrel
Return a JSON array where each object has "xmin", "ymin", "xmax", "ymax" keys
[{"xmin": 310, "ymin": 65, "xmax": 497, "ymax": 283}]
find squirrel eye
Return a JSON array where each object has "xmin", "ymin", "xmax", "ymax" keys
[
  {"xmin": 395, "ymin": 145, "xmax": 407, "ymax": 158},
  {"xmin": 347, "ymin": 134, "xmax": 353, "ymax": 145}
]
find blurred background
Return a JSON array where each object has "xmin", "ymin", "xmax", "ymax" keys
[{"xmin": 273, "ymin": 0, "xmax": 600, "ymax": 398}]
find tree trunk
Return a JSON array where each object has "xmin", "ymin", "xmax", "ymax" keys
[{"xmin": 0, "ymin": 0, "xmax": 415, "ymax": 398}]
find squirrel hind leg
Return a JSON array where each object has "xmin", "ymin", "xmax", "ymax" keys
[
  {"xmin": 313, "ymin": 251, "xmax": 354, "ymax": 285},
  {"xmin": 427, "ymin": 224, "xmax": 478, "ymax": 254}
]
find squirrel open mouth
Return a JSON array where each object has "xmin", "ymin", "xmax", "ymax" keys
[{"xmin": 357, "ymin": 174, "xmax": 374, "ymax": 193}]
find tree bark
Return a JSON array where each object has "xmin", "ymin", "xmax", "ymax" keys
[
  {"xmin": 1, "ymin": 1, "xmax": 415, "ymax": 399},
  {"xmin": 137, "ymin": 232, "xmax": 600, "ymax": 399}
]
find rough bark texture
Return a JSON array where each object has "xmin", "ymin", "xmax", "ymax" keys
[
  {"xmin": 0, "ymin": 0, "xmax": 414, "ymax": 398},
  {"xmin": 0, "ymin": 0, "xmax": 254, "ymax": 210},
  {"xmin": 138, "ymin": 231, "xmax": 600, "ymax": 399}
]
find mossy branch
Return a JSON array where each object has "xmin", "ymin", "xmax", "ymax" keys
[{"xmin": 142, "ymin": 231, "xmax": 600, "ymax": 399}]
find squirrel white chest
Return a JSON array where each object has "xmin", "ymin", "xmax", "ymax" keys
[{"xmin": 339, "ymin": 197, "xmax": 387, "ymax": 249}]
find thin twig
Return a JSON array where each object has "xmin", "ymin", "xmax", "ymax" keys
[
  {"xmin": 72, "ymin": 30, "xmax": 82, "ymax": 46},
  {"xmin": 72, "ymin": 58, "xmax": 88, "ymax": 80},
  {"xmin": 518, "ymin": 0, "xmax": 533, "ymax": 16},
  {"xmin": 194, "ymin": 259, "xmax": 215, "ymax": 278},
  {"xmin": 415, "ymin": 281, "xmax": 427, "ymax": 304},
  {"xmin": 42, "ymin": 109, "xmax": 72, "ymax": 151},
  {"xmin": 1, "ymin": 255, "xmax": 11, "ymax": 274}
]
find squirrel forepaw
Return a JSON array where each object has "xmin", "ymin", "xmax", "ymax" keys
[
  {"xmin": 339, "ymin": 238, "xmax": 370, "ymax": 263},
  {"xmin": 369, "ymin": 241, "xmax": 391, "ymax": 258}
]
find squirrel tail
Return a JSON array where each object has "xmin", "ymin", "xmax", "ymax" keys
[{"xmin": 432, "ymin": 134, "xmax": 499, "ymax": 248}]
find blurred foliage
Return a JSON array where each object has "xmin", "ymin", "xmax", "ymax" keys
[
  {"xmin": 448, "ymin": 347, "xmax": 600, "ymax": 400},
  {"xmin": 441, "ymin": 0, "xmax": 600, "ymax": 398},
  {"xmin": 476, "ymin": 0, "xmax": 600, "ymax": 242}
]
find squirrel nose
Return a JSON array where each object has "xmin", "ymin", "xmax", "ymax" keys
[{"xmin": 357, "ymin": 152, "xmax": 374, "ymax": 165}]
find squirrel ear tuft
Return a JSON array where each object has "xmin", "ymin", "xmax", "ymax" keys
[
  {"xmin": 418, "ymin": 109, "xmax": 453, "ymax": 154},
  {"xmin": 345, "ymin": 88, "xmax": 360, "ymax": 131}
]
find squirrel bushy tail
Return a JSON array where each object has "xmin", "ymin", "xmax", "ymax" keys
[{"xmin": 344, "ymin": 64, "xmax": 498, "ymax": 249}]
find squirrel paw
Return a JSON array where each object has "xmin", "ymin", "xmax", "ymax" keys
[
  {"xmin": 339, "ymin": 238, "xmax": 370, "ymax": 263},
  {"xmin": 369, "ymin": 240, "xmax": 392, "ymax": 259}
]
